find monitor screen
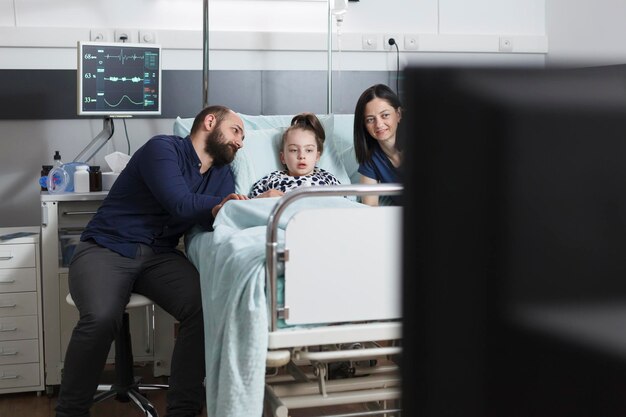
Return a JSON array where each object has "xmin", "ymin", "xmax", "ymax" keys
[
  {"xmin": 77, "ymin": 41, "xmax": 161, "ymax": 116},
  {"xmin": 401, "ymin": 66, "xmax": 626, "ymax": 417}
]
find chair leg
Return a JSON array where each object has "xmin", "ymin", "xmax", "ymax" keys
[
  {"xmin": 93, "ymin": 388, "xmax": 119, "ymax": 404},
  {"xmin": 127, "ymin": 388, "xmax": 159, "ymax": 417},
  {"xmin": 92, "ymin": 312, "xmax": 167, "ymax": 416}
]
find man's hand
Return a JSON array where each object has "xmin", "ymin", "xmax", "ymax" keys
[
  {"xmin": 212, "ymin": 193, "xmax": 248, "ymax": 218},
  {"xmin": 255, "ymin": 189, "xmax": 284, "ymax": 199}
]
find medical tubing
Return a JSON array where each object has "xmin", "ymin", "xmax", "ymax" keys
[{"xmin": 265, "ymin": 183, "xmax": 403, "ymax": 332}]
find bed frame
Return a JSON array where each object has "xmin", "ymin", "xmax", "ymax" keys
[
  {"xmin": 174, "ymin": 110, "xmax": 403, "ymax": 416},
  {"xmin": 263, "ymin": 184, "xmax": 403, "ymax": 417}
]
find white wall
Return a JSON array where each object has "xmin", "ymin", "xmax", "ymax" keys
[
  {"xmin": 0, "ymin": 0, "xmax": 547, "ymax": 71},
  {"xmin": 546, "ymin": 0, "xmax": 626, "ymax": 67}
]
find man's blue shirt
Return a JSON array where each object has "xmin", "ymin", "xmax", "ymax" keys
[{"xmin": 82, "ymin": 134, "xmax": 235, "ymax": 258}]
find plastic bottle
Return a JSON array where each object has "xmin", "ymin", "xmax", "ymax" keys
[
  {"xmin": 73, "ymin": 165, "xmax": 90, "ymax": 193},
  {"xmin": 89, "ymin": 166, "xmax": 102, "ymax": 192},
  {"xmin": 53, "ymin": 150, "xmax": 63, "ymax": 167}
]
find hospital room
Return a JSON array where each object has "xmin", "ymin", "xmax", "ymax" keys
[{"xmin": 2, "ymin": 0, "xmax": 626, "ymax": 416}]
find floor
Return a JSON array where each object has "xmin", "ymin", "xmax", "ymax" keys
[
  {"xmin": 0, "ymin": 390, "xmax": 379, "ymax": 417},
  {"xmin": 0, "ymin": 364, "xmax": 397, "ymax": 417}
]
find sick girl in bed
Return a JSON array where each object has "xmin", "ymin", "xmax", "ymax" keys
[
  {"xmin": 248, "ymin": 112, "xmax": 341, "ymax": 198},
  {"xmin": 353, "ymin": 84, "xmax": 402, "ymax": 206}
]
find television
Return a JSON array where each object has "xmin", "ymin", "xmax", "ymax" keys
[
  {"xmin": 77, "ymin": 41, "xmax": 161, "ymax": 117},
  {"xmin": 401, "ymin": 66, "xmax": 626, "ymax": 417}
]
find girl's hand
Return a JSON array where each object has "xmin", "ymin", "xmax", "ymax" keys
[{"xmin": 256, "ymin": 189, "xmax": 284, "ymax": 199}]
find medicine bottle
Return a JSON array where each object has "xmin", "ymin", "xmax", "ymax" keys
[
  {"xmin": 73, "ymin": 165, "xmax": 90, "ymax": 193},
  {"xmin": 40, "ymin": 165, "xmax": 53, "ymax": 191},
  {"xmin": 89, "ymin": 166, "xmax": 102, "ymax": 192},
  {"xmin": 53, "ymin": 150, "xmax": 63, "ymax": 167}
]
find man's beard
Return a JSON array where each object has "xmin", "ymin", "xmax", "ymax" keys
[{"xmin": 204, "ymin": 127, "xmax": 237, "ymax": 166}]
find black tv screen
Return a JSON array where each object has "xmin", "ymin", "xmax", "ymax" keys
[
  {"xmin": 77, "ymin": 41, "xmax": 161, "ymax": 116},
  {"xmin": 402, "ymin": 66, "xmax": 626, "ymax": 417}
]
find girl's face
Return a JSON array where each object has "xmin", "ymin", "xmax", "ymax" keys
[
  {"xmin": 363, "ymin": 97, "xmax": 402, "ymax": 145},
  {"xmin": 280, "ymin": 129, "xmax": 320, "ymax": 177}
]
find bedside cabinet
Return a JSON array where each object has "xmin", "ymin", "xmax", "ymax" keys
[
  {"xmin": 41, "ymin": 192, "xmax": 176, "ymax": 392},
  {"xmin": 0, "ymin": 226, "xmax": 44, "ymax": 394}
]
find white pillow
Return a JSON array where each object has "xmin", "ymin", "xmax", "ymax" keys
[
  {"xmin": 235, "ymin": 127, "xmax": 284, "ymax": 195},
  {"xmin": 332, "ymin": 114, "xmax": 359, "ymax": 183},
  {"xmin": 173, "ymin": 116, "xmax": 192, "ymax": 137}
]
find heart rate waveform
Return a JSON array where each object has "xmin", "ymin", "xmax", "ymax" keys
[
  {"xmin": 102, "ymin": 51, "xmax": 144, "ymax": 65},
  {"xmin": 98, "ymin": 48, "xmax": 158, "ymax": 70}
]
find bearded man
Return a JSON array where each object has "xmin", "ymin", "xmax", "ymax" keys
[{"xmin": 56, "ymin": 105, "xmax": 248, "ymax": 417}]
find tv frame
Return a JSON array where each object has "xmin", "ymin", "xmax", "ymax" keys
[{"xmin": 77, "ymin": 41, "xmax": 162, "ymax": 117}]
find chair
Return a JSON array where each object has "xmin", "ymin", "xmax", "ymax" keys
[{"xmin": 66, "ymin": 293, "xmax": 168, "ymax": 417}]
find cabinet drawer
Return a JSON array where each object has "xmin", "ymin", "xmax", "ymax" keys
[
  {"xmin": 0, "ymin": 269, "xmax": 37, "ymax": 293},
  {"xmin": 0, "ymin": 316, "xmax": 38, "ymax": 341},
  {"xmin": 0, "ymin": 244, "xmax": 35, "ymax": 269},
  {"xmin": 0, "ymin": 339, "xmax": 39, "ymax": 365},
  {"xmin": 0, "ymin": 363, "xmax": 40, "ymax": 389},
  {"xmin": 58, "ymin": 201, "xmax": 101, "ymax": 229},
  {"xmin": 0, "ymin": 293, "xmax": 37, "ymax": 317}
]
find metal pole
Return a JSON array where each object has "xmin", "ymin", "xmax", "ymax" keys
[
  {"xmin": 203, "ymin": 0, "xmax": 210, "ymax": 108},
  {"xmin": 327, "ymin": 0, "xmax": 332, "ymax": 114}
]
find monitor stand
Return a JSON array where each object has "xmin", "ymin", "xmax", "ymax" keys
[{"xmin": 72, "ymin": 117, "xmax": 114, "ymax": 163}]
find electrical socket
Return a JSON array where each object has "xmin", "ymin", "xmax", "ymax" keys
[
  {"xmin": 404, "ymin": 34, "xmax": 418, "ymax": 50},
  {"xmin": 90, "ymin": 29, "xmax": 109, "ymax": 42},
  {"xmin": 139, "ymin": 30, "xmax": 157, "ymax": 44},
  {"xmin": 499, "ymin": 36, "xmax": 513, "ymax": 52},
  {"xmin": 384, "ymin": 34, "xmax": 400, "ymax": 51},
  {"xmin": 114, "ymin": 28, "xmax": 136, "ymax": 43},
  {"xmin": 362, "ymin": 35, "xmax": 378, "ymax": 50}
]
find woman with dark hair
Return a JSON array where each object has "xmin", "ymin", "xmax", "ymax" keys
[{"xmin": 353, "ymin": 84, "xmax": 402, "ymax": 206}]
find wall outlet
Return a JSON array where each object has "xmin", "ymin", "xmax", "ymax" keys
[
  {"xmin": 139, "ymin": 31, "xmax": 157, "ymax": 44},
  {"xmin": 499, "ymin": 36, "xmax": 513, "ymax": 52},
  {"xmin": 90, "ymin": 29, "xmax": 109, "ymax": 42},
  {"xmin": 404, "ymin": 34, "xmax": 419, "ymax": 50},
  {"xmin": 362, "ymin": 35, "xmax": 378, "ymax": 50},
  {"xmin": 384, "ymin": 35, "xmax": 400, "ymax": 51},
  {"xmin": 114, "ymin": 28, "xmax": 136, "ymax": 43}
]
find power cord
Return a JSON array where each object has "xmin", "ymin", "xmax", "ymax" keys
[
  {"xmin": 102, "ymin": 117, "xmax": 116, "ymax": 158},
  {"xmin": 122, "ymin": 119, "xmax": 131, "ymax": 155},
  {"xmin": 107, "ymin": 117, "xmax": 116, "ymax": 143},
  {"xmin": 388, "ymin": 38, "xmax": 400, "ymax": 96}
]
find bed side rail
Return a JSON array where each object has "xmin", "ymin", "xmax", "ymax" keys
[{"xmin": 265, "ymin": 183, "xmax": 403, "ymax": 332}]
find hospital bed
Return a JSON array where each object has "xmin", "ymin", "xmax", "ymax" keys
[{"xmin": 175, "ymin": 114, "xmax": 403, "ymax": 417}]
